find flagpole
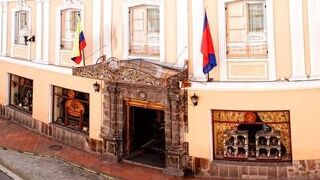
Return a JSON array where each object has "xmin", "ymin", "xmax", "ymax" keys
[{"xmin": 82, "ymin": 50, "xmax": 86, "ymax": 66}]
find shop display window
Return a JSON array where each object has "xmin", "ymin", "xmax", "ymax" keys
[
  {"xmin": 212, "ymin": 110, "xmax": 292, "ymax": 162},
  {"xmin": 9, "ymin": 74, "xmax": 33, "ymax": 114},
  {"xmin": 52, "ymin": 86, "xmax": 89, "ymax": 133}
]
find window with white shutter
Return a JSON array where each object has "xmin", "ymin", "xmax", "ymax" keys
[
  {"xmin": 61, "ymin": 9, "xmax": 79, "ymax": 51},
  {"xmin": 226, "ymin": 0, "xmax": 267, "ymax": 59},
  {"xmin": 129, "ymin": 5, "xmax": 160, "ymax": 57},
  {"xmin": 14, "ymin": 11, "xmax": 29, "ymax": 45}
]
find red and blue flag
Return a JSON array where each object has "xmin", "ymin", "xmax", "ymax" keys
[{"xmin": 201, "ymin": 12, "xmax": 217, "ymax": 74}]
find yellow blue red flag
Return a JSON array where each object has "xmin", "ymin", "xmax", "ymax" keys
[{"xmin": 71, "ymin": 14, "xmax": 86, "ymax": 64}]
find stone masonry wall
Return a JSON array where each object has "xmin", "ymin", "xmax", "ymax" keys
[
  {"xmin": 0, "ymin": 104, "xmax": 105, "ymax": 154},
  {"xmin": 195, "ymin": 158, "xmax": 320, "ymax": 179}
]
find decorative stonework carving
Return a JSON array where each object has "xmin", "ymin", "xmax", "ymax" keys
[
  {"xmin": 63, "ymin": 0, "xmax": 83, "ymax": 5},
  {"xmin": 107, "ymin": 57, "xmax": 120, "ymax": 72},
  {"xmin": 17, "ymin": 0, "xmax": 26, "ymax": 7},
  {"xmin": 138, "ymin": 91, "xmax": 147, "ymax": 100},
  {"xmin": 73, "ymin": 60, "xmax": 184, "ymax": 87},
  {"xmin": 74, "ymin": 59, "xmax": 188, "ymax": 175}
]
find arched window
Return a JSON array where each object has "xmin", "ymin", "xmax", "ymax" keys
[
  {"xmin": 60, "ymin": 9, "xmax": 79, "ymax": 51},
  {"xmin": 14, "ymin": 10, "xmax": 29, "ymax": 45},
  {"xmin": 55, "ymin": 0, "xmax": 83, "ymax": 66}
]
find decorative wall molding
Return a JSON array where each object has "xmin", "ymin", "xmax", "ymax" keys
[{"xmin": 63, "ymin": 0, "xmax": 83, "ymax": 6}]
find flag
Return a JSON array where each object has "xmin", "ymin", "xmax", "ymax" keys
[
  {"xmin": 71, "ymin": 14, "xmax": 86, "ymax": 64},
  {"xmin": 201, "ymin": 12, "xmax": 217, "ymax": 74}
]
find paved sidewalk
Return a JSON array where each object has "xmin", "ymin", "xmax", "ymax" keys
[
  {"xmin": 0, "ymin": 148, "xmax": 109, "ymax": 180},
  {"xmin": 0, "ymin": 117, "xmax": 190, "ymax": 180}
]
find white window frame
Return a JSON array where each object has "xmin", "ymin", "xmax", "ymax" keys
[
  {"xmin": 123, "ymin": 0, "xmax": 165, "ymax": 62},
  {"xmin": 0, "ymin": 1, "xmax": 8, "ymax": 56},
  {"xmin": 218, "ymin": 0, "xmax": 275, "ymax": 81},
  {"xmin": 10, "ymin": 2, "xmax": 31, "ymax": 61},
  {"xmin": 55, "ymin": 0, "xmax": 84, "ymax": 65}
]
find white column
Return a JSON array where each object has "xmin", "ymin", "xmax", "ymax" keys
[
  {"xmin": 92, "ymin": 0, "xmax": 101, "ymax": 63},
  {"xmin": 103, "ymin": 0, "xmax": 112, "ymax": 58},
  {"xmin": 159, "ymin": 0, "xmax": 165, "ymax": 63},
  {"xmin": 0, "ymin": 2, "xmax": 3, "ymax": 55},
  {"xmin": 289, "ymin": 0, "xmax": 307, "ymax": 81},
  {"xmin": 191, "ymin": 0, "xmax": 206, "ymax": 81},
  {"xmin": 308, "ymin": 0, "xmax": 320, "ymax": 79},
  {"xmin": 42, "ymin": 0, "xmax": 50, "ymax": 63},
  {"xmin": 1, "ymin": 1, "xmax": 7, "ymax": 56},
  {"xmin": 176, "ymin": 0, "xmax": 188, "ymax": 67},
  {"xmin": 35, "ymin": 0, "xmax": 43, "ymax": 62}
]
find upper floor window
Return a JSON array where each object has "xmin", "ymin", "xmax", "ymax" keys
[
  {"xmin": 14, "ymin": 10, "xmax": 29, "ymax": 45},
  {"xmin": 226, "ymin": 0, "xmax": 267, "ymax": 59},
  {"xmin": 129, "ymin": 5, "xmax": 160, "ymax": 57},
  {"xmin": 61, "ymin": 9, "xmax": 79, "ymax": 51}
]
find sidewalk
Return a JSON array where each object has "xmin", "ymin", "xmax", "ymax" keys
[{"xmin": 0, "ymin": 117, "xmax": 192, "ymax": 180}]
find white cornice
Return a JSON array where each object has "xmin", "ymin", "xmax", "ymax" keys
[
  {"xmin": 188, "ymin": 80, "xmax": 320, "ymax": 91},
  {"xmin": 0, "ymin": 56, "xmax": 72, "ymax": 75}
]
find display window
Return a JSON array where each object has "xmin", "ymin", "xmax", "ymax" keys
[
  {"xmin": 9, "ymin": 74, "xmax": 33, "ymax": 114},
  {"xmin": 52, "ymin": 86, "xmax": 89, "ymax": 133},
  {"xmin": 212, "ymin": 110, "xmax": 292, "ymax": 162}
]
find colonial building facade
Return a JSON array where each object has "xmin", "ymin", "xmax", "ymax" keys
[{"xmin": 0, "ymin": 0, "xmax": 319, "ymax": 179}]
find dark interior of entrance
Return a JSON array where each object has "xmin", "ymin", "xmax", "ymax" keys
[{"xmin": 125, "ymin": 106, "xmax": 165, "ymax": 168}]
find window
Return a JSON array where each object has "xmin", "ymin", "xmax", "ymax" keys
[
  {"xmin": 14, "ymin": 10, "xmax": 29, "ymax": 45},
  {"xmin": 53, "ymin": 86, "xmax": 89, "ymax": 133},
  {"xmin": 61, "ymin": 9, "xmax": 79, "ymax": 51},
  {"xmin": 129, "ymin": 5, "xmax": 160, "ymax": 57},
  {"xmin": 225, "ymin": 0, "xmax": 267, "ymax": 59},
  {"xmin": 9, "ymin": 74, "xmax": 33, "ymax": 114},
  {"xmin": 212, "ymin": 110, "xmax": 292, "ymax": 162}
]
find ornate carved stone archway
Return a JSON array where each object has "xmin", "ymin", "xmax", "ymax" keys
[{"xmin": 73, "ymin": 59, "xmax": 188, "ymax": 175}]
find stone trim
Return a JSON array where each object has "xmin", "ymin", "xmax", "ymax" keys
[
  {"xmin": 0, "ymin": 105, "xmax": 105, "ymax": 154},
  {"xmin": 195, "ymin": 157, "xmax": 320, "ymax": 179}
]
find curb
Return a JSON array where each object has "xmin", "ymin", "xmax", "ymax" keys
[{"xmin": 0, "ymin": 146, "xmax": 120, "ymax": 180}]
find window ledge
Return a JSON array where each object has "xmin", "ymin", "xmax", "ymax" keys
[
  {"xmin": 50, "ymin": 122, "xmax": 89, "ymax": 135},
  {"xmin": 128, "ymin": 55, "xmax": 160, "ymax": 61},
  {"xmin": 188, "ymin": 79, "xmax": 320, "ymax": 91},
  {"xmin": 0, "ymin": 56, "xmax": 73, "ymax": 75}
]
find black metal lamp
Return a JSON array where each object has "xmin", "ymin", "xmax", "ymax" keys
[
  {"xmin": 190, "ymin": 93, "xmax": 199, "ymax": 106},
  {"xmin": 93, "ymin": 81, "xmax": 100, "ymax": 92}
]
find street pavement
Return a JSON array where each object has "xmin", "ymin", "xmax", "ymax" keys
[
  {"xmin": 0, "ymin": 170, "xmax": 13, "ymax": 180},
  {"xmin": 0, "ymin": 148, "xmax": 110, "ymax": 180},
  {"xmin": 0, "ymin": 117, "xmax": 189, "ymax": 180}
]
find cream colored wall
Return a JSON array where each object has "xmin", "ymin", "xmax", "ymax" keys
[
  {"xmin": 0, "ymin": 60, "xmax": 103, "ymax": 140},
  {"xmin": 199, "ymin": 0, "xmax": 294, "ymax": 80},
  {"xmin": 187, "ymin": 89, "xmax": 320, "ymax": 160}
]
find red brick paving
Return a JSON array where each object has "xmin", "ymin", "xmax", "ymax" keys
[{"xmin": 0, "ymin": 118, "xmax": 201, "ymax": 180}]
